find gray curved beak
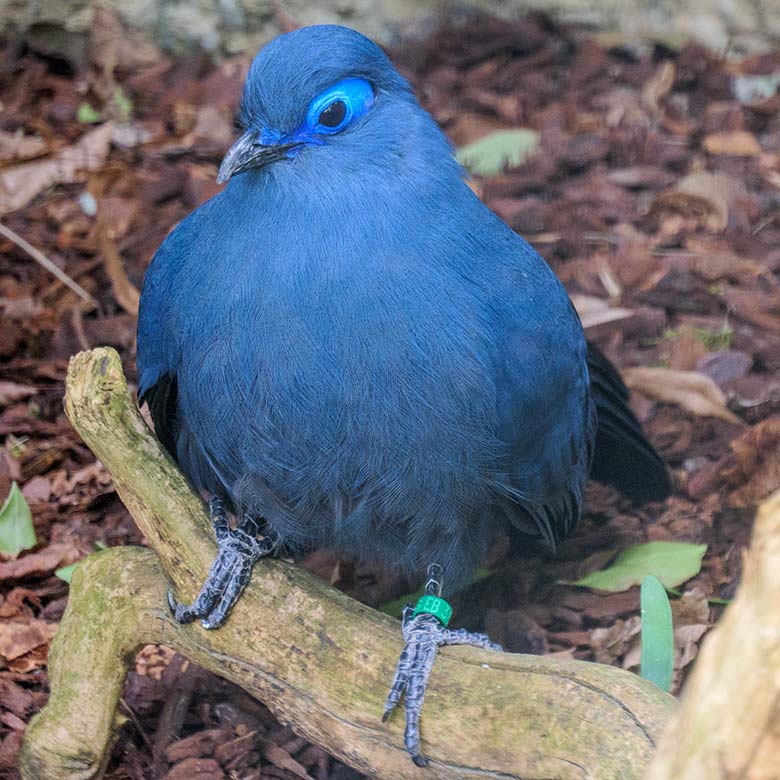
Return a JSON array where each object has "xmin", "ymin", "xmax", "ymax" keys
[{"xmin": 217, "ymin": 131, "xmax": 301, "ymax": 184}]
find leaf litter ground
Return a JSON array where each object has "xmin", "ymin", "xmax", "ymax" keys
[{"xmin": 1, "ymin": 9, "xmax": 779, "ymax": 780}]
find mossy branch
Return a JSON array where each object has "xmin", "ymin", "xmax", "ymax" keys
[{"xmin": 20, "ymin": 347, "xmax": 675, "ymax": 780}]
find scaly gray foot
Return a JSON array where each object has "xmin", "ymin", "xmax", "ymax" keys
[
  {"xmin": 382, "ymin": 565, "xmax": 502, "ymax": 766},
  {"xmin": 167, "ymin": 496, "xmax": 278, "ymax": 629}
]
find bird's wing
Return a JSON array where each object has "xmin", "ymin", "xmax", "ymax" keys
[
  {"xmin": 139, "ymin": 371, "xmax": 180, "ymax": 460},
  {"xmin": 493, "ymin": 309, "xmax": 596, "ymax": 550},
  {"xmin": 136, "ymin": 237, "xmax": 181, "ymax": 462},
  {"xmin": 586, "ymin": 342, "xmax": 672, "ymax": 503}
]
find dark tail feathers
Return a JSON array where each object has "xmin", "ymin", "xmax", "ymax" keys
[{"xmin": 587, "ymin": 343, "xmax": 672, "ymax": 504}]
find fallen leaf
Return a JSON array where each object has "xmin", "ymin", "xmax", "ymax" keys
[
  {"xmin": 622, "ymin": 366, "xmax": 744, "ymax": 425},
  {"xmin": 696, "ymin": 350, "xmax": 752, "ymax": 386},
  {"xmin": 0, "ymin": 132, "xmax": 47, "ymax": 164},
  {"xmin": 96, "ymin": 213, "xmax": 140, "ymax": 315},
  {"xmin": 0, "ymin": 482, "xmax": 36, "ymax": 558},
  {"xmin": 674, "ymin": 623, "xmax": 708, "ymax": 672},
  {"xmin": 571, "ymin": 294, "xmax": 635, "ymax": 329},
  {"xmin": 456, "ymin": 129, "xmax": 540, "ymax": 176},
  {"xmin": 0, "ymin": 619, "xmax": 57, "ymax": 661},
  {"xmin": 651, "ymin": 171, "xmax": 749, "ymax": 232},
  {"xmin": 642, "ymin": 61, "xmax": 676, "ymax": 111},
  {"xmin": 22, "ymin": 476, "xmax": 51, "ymax": 504},
  {"xmin": 721, "ymin": 418, "xmax": 780, "ymax": 507},
  {"xmin": 570, "ymin": 541, "xmax": 707, "ymax": 592},
  {"xmin": 0, "ymin": 123, "xmax": 113, "ymax": 215},
  {"xmin": 7, "ymin": 643, "xmax": 50, "ymax": 673},
  {"xmin": 703, "ymin": 131, "xmax": 762, "ymax": 157},
  {"xmin": 0, "ymin": 381, "xmax": 37, "ymax": 408},
  {"xmin": 590, "ymin": 616, "xmax": 641, "ymax": 666},
  {"xmin": 0, "ymin": 587, "xmax": 41, "ymax": 618},
  {"xmin": 0, "ymin": 543, "xmax": 79, "ymax": 580},
  {"xmin": 670, "ymin": 587, "xmax": 711, "ymax": 625}
]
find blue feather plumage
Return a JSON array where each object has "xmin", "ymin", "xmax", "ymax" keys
[{"xmin": 138, "ymin": 25, "xmax": 668, "ymax": 591}]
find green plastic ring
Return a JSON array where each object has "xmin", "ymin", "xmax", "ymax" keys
[{"xmin": 412, "ymin": 594, "xmax": 453, "ymax": 627}]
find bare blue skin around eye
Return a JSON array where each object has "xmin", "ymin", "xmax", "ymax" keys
[
  {"xmin": 304, "ymin": 77, "xmax": 375, "ymax": 133},
  {"xmin": 258, "ymin": 78, "xmax": 376, "ymax": 154}
]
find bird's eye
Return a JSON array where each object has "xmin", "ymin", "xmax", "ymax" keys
[
  {"xmin": 305, "ymin": 78, "xmax": 375, "ymax": 136},
  {"xmin": 318, "ymin": 100, "xmax": 347, "ymax": 128}
]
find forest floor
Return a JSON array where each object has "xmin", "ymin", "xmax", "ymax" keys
[{"xmin": 1, "ymin": 9, "xmax": 780, "ymax": 780}]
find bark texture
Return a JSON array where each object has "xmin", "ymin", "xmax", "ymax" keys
[{"xmin": 645, "ymin": 489, "xmax": 780, "ymax": 780}]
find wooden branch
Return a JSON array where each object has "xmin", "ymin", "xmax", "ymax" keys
[
  {"xmin": 20, "ymin": 347, "xmax": 675, "ymax": 780},
  {"xmin": 644, "ymin": 489, "xmax": 780, "ymax": 780}
]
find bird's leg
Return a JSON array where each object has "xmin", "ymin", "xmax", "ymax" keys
[
  {"xmin": 382, "ymin": 563, "xmax": 502, "ymax": 766},
  {"xmin": 167, "ymin": 496, "xmax": 278, "ymax": 630}
]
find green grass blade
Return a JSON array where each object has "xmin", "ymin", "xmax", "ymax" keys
[{"xmin": 640, "ymin": 574, "xmax": 674, "ymax": 692}]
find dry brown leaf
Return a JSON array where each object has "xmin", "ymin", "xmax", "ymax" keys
[
  {"xmin": 723, "ymin": 287, "xmax": 780, "ymax": 333},
  {"xmin": 0, "ymin": 381, "xmax": 37, "ymax": 408},
  {"xmin": 571, "ymin": 294, "xmax": 635, "ymax": 329},
  {"xmin": 0, "ymin": 587, "xmax": 42, "ymax": 619},
  {"xmin": 703, "ymin": 131, "xmax": 762, "ymax": 157},
  {"xmin": 0, "ymin": 132, "xmax": 48, "ymax": 164},
  {"xmin": 642, "ymin": 61, "xmax": 676, "ymax": 111},
  {"xmin": 651, "ymin": 171, "xmax": 747, "ymax": 232},
  {"xmin": 673, "ymin": 623, "xmax": 708, "ymax": 673},
  {"xmin": 7, "ymin": 643, "xmax": 49, "ymax": 673},
  {"xmin": 670, "ymin": 587, "xmax": 710, "ymax": 625},
  {"xmin": 0, "ymin": 123, "xmax": 113, "ymax": 215},
  {"xmin": 722, "ymin": 418, "xmax": 780, "ymax": 508},
  {"xmin": 622, "ymin": 366, "xmax": 744, "ymax": 425},
  {"xmin": 0, "ymin": 619, "xmax": 58, "ymax": 661},
  {"xmin": 0, "ymin": 543, "xmax": 80, "ymax": 581},
  {"xmin": 589, "ymin": 616, "xmax": 641, "ymax": 666},
  {"xmin": 96, "ymin": 215, "xmax": 140, "ymax": 316},
  {"xmin": 21, "ymin": 475, "xmax": 51, "ymax": 503}
]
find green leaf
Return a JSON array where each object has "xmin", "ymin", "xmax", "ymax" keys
[
  {"xmin": 55, "ymin": 542, "xmax": 107, "ymax": 584},
  {"xmin": 55, "ymin": 562, "xmax": 78, "ymax": 583},
  {"xmin": 569, "ymin": 541, "xmax": 707, "ymax": 592},
  {"xmin": 456, "ymin": 129, "xmax": 540, "ymax": 177},
  {"xmin": 640, "ymin": 575, "xmax": 674, "ymax": 691},
  {"xmin": 0, "ymin": 482, "xmax": 37, "ymax": 557},
  {"xmin": 379, "ymin": 586, "xmax": 425, "ymax": 619},
  {"xmin": 77, "ymin": 102, "xmax": 102, "ymax": 124}
]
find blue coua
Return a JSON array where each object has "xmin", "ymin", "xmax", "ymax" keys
[{"xmin": 137, "ymin": 25, "xmax": 670, "ymax": 765}]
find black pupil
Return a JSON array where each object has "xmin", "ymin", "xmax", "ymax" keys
[{"xmin": 319, "ymin": 100, "xmax": 347, "ymax": 128}]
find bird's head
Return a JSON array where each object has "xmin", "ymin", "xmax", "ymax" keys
[{"xmin": 217, "ymin": 25, "xmax": 457, "ymax": 187}]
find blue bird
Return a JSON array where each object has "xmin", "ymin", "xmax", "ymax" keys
[{"xmin": 137, "ymin": 24, "xmax": 671, "ymax": 765}]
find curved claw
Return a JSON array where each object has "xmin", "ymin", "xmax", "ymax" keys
[
  {"xmin": 166, "ymin": 589, "xmax": 199, "ymax": 624},
  {"xmin": 384, "ymin": 612, "xmax": 503, "ymax": 765},
  {"xmin": 165, "ymin": 504, "xmax": 278, "ymax": 631}
]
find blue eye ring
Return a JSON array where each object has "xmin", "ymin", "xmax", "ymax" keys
[{"xmin": 305, "ymin": 78, "xmax": 375, "ymax": 135}]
